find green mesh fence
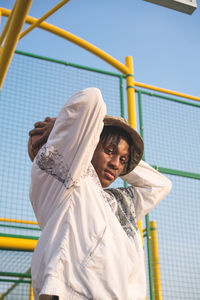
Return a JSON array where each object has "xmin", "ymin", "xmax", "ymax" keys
[
  {"xmin": 0, "ymin": 250, "xmax": 32, "ymax": 299},
  {"xmin": 136, "ymin": 90, "xmax": 200, "ymax": 300},
  {"xmin": 0, "ymin": 51, "xmax": 199, "ymax": 299}
]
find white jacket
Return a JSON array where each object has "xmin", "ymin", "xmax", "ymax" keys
[{"xmin": 30, "ymin": 88, "xmax": 172, "ymax": 300}]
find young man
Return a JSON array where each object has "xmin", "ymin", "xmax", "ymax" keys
[{"xmin": 29, "ymin": 87, "xmax": 172, "ymax": 300}]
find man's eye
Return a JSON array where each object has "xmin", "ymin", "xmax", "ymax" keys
[
  {"xmin": 120, "ymin": 157, "xmax": 128, "ymax": 164},
  {"xmin": 105, "ymin": 148, "xmax": 113, "ymax": 155}
]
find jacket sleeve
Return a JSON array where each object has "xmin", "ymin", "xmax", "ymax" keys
[
  {"xmin": 121, "ymin": 160, "xmax": 172, "ymax": 221},
  {"xmin": 35, "ymin": 87, "xmax": 106, "ymax": 189}
]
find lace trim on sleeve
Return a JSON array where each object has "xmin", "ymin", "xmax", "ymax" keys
[
  {"xmin": 36, "ymin": 145, "xmax": 76, "ymax": 188},
  {"xmin": 105, "ymin": 187, "xmax": 138, "ymax": 238}
]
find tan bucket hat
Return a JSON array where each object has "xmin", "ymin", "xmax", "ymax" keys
[{"xmin": 104, "ymin": 116, "xmax": 144, "ymax": 175}]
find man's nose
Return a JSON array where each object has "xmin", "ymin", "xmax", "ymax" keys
[{"xmin": 109, "ymin": 155, "xmax": 120, "ymax": 169}]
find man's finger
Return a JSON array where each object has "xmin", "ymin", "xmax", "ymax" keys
[
  {"xmin": 34, "ymin": 121, "xmax": 47, "ymax": 128},
  {"xmin": 44, "ymin": 117, "xmax": 51, "ymax": 121},
  {"xmin": 29, "ymin": 127, "xmax": 46, "ymax": 136}
]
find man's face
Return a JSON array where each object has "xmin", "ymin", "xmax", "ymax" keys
[{"xmin": 91, "ymin": 137, "xmax": 130, "ymax": 188}]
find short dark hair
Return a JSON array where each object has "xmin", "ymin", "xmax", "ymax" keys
[{"xmin": 100, "ymin": 125, "xmax": 134, "ymax": 174}]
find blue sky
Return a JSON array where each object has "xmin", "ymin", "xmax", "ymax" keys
[{"xmin": 1, "ymin": 0, "xmax": 200, "ymax": 98}]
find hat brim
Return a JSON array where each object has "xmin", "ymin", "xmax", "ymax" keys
[{"xmin": 103, "ymin": 116, "xmax": 144, "ymax": 175}]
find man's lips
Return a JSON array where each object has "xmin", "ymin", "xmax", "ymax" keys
[{"xmin": 104, "ymin": 169, "xmax": 115, "ymax": 181}]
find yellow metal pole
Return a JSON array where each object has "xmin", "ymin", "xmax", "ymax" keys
[
  {"xmin": 0, "ymin": 0, "xmax": 32, "ymax": 89},
  {"xmin": 0, "ymin": 8, "xmax": 1, "ymax": 21},
  {"xmin": 0, "ymin": 9, "xmax": 1, "ymax": 56},
  {"xmin": 135, "ymin": 81, "xmax": 200, "ymax": 102},
  {"xmin": 20, "ymin": 0, "xmax": 70, "ymax": 39},
  {"xmin": 0, "ymin": 218, "xmax": 38, "ymax": 225},
  {"xmin": 125, "ymin": 56, "xmax": 147, "ymax": 300},
  {"xmin": 0, "ymin": 2, "xmax": 16, "ymax": 46},
  {"xmin": 125, "ymin": 56, "xmax": 143, "ymax": 239},
  {"xmin": 125, "ymin": 56, "xmax": 136, "ymax": 128},
  {"xmin": 0, "ymin": 236, "xmax": 37, "ymax": 251},
  {"xmin": 29, "ymin": 283, "xmax": 34, "ymax": 300},
  {"xmin": 150, "ymin": 220, "xmax": 162, "ymax": 300}
]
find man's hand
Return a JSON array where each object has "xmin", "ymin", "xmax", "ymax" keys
[
  {"xmin": 28, "ymin": 117, "xmax": 56, "ymax": 161},
  {"xmin": 29, "ymin": 117, "xmax": 56, "ymax": 149}
]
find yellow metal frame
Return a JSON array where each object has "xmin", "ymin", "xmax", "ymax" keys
[
  {"xmin": 29, "ymin": 283, "xmax": 34, "ymax": 300},
  {"xmin": 0, "ymin": 0, "xmax": 70, "ymax": 90},
  {"xmin": 1, "ymin": 6, "xmax": 200, "ymax": 102},
  {"xmin": 0, "ymin": 1, "xmax": 32, "ymax": 89},
  {"xmin": 150, "ymin": 220, "xmax": 162, "ymax": 300},
  {"xmin": 0, "ymin": 218, "xmax": 38, "ymax": 225},
  {"xmin": 0, "ymin": 218, "xmax": 38, "ymax": 250},
  {"xmin": 20, "ymin": 0, "xmax": 70, "ymax": 39},
  {"xmin": 125, "ymin": 56, "xmax": 144, "ymax": 238},
  {"xmin": 0, "ymin": 236, "xmax": 37, "ymax": 251}
]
